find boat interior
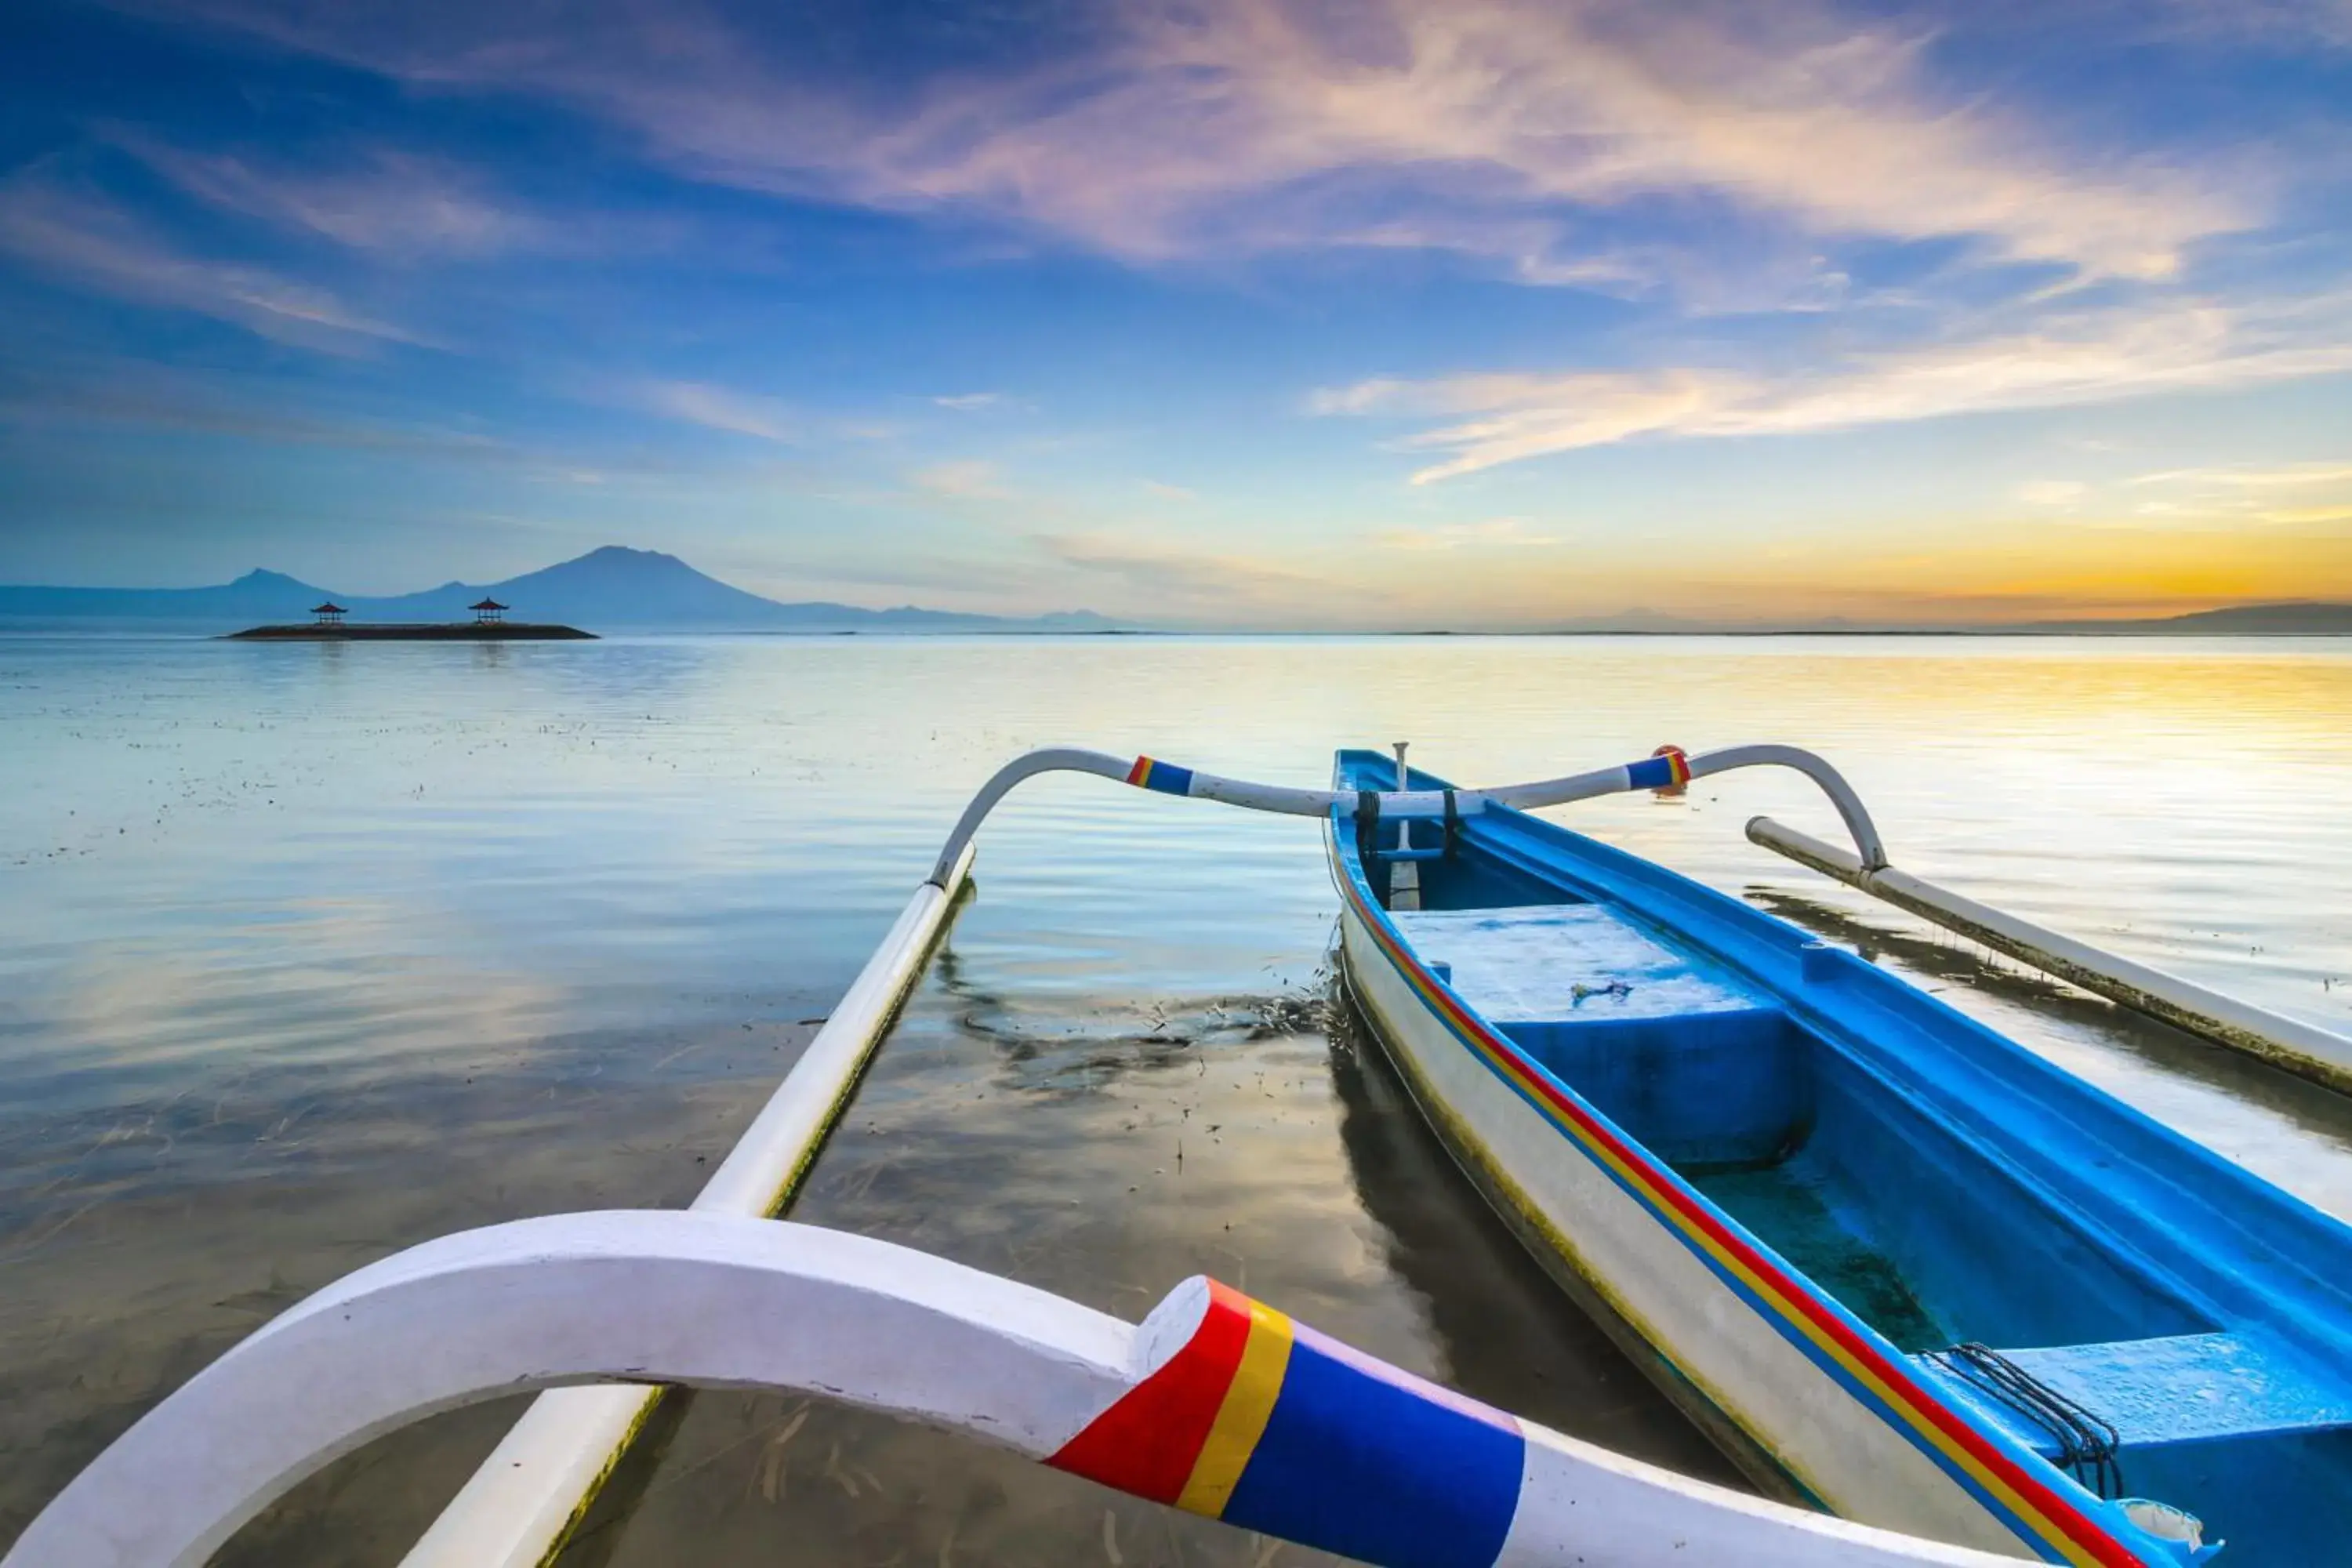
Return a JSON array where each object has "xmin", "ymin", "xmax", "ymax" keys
[{"xmin": 1331, "ymin": 752, "xmax": 2352, "ymax": 1563}]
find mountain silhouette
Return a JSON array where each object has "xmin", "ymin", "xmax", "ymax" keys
[
  {"xmin": 2028, "ymin": 601, "xmax": 2352, "ymax": 634},
  {"xmin": 5, "ymin": 549, "xmax": 2346, "ymax": 633},
  {"xmin": 0, "ymin": 546, "xmax": 1123, "ymax": 633},
  {"xmin": 0, "ymin": 568, "xmax": 334, "ymax": 622}
]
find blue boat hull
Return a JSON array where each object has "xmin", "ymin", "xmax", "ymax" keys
[{"xmin": 1325, "ymin": 750, "xmax": 2352, "ymax": 1566}]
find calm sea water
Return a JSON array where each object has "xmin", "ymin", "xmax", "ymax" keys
[{"xmin": 3, "ymin": 633, "xmax": 2350, "ymax": 1564}]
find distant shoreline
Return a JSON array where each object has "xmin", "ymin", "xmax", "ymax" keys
[
  {"xmin": 9, "ymin": 545, "xmax": 2347, "ymax": 637},
  {"xmin": 0, "ymin": 620, "xmax": 2344, "ymax": 641},
  {"xmin": 222, "ymin": 622, "xmax": 597, "ymax": 641}
]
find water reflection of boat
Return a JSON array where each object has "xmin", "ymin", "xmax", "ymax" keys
[
  {"xmin": 23, "ymin": 742, "xmax": 2350, "ymax": 1568},
  {"xmin": 1329, "ymin": 747, "xmax": 2352, "ymax": 1566}
]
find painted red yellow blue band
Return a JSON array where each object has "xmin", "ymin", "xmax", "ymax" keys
[
  {"xmin": 1127, "ymin": 756, "xmax": 1196, "ymax": 796},
  {"xmin": 1330, "ymin": 819, "xmax": 2153, "ymax": 1568},
  {"xmin": 1048, "ymin": 1279, "xmax": 1261, "ymax": 1505},
  {"xmin": 1050, "ymin": 1279, "xmax": 1525, "ymax": 1568},
  {"xmin": 1624, "ymin": 751, "xmax": 1690, "ymax": 791},
  {"xmin": 1175, "ymin": 1292, "xmax": 1291, "ymax": 1515}
]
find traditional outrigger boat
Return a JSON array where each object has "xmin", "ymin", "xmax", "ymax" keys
[
  {"xmin": 1325, "ymin": 747, "xmax": 2351, "ymax": 1566},
  {"xmin": 13, "ymin": 743, "xmax": 2350, "ymax": 1568}
]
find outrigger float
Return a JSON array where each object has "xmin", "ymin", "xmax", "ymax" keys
[{"xmin": 13, "ymin": 745, "xmax": 2352, "ymax": 1568}]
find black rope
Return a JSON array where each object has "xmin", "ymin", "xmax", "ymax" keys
[
  {"xmin": 1442, "ymin": 789, "xmax": 1461, "ymax": 858},
  {"xmin": 1931, "ymin": 1343, "xmax": 2122, "ymax": 1499}
]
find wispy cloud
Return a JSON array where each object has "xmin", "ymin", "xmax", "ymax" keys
[
  {"xmin": 932, "ymin": 391, "xmax": 1003, "ymax": 411},
  {"xmin": 641, "ymin": 382, "xmax": 807, "ymax": 444},
  {"xmin": 2124, "ymin": 0, "xmax": 2352, "ymax": 51},
  {"xmin": 144, "ymin": 0, "xmax": 2254, "ymax": 295},
  {"xmin": 0, "ymin": 360, "xmax": 704, "ymax": 492},
  {"xmin": 2016, "ymin": 479, "xmax": 2089, "ymax": 506},
  {"xmin": 2132, "ymin": 461, "xmax": 2352, "ymax": 488},
  {"xmin": 2121, "ymin": 457, "xmax": 2352, "ymax": 527},
  {"xmin": 114, "ymin": 136, "xmax": 543, "ymax": 258},
  {"xmin": 0, "ymin": 371, "xmax": 498, "ymax": 455},
  {"xmin": 1316, "ymin": 299, "xmax": 2352, "ymax": 481},
  {"xmin": 1038, "ymin": 529, "xmax": 1343, "ymax": 614},
  {"xmin": 630, "ymin": 381, "xmax": 910, "ymax": 462},
  {"xmin": 912, "ymin": 459, "xmax": 1011, "ymax": 499},
  {"xmin": 1377, "ymin": 516, "xmax": 1562, "ymax": 549},
  {"xmin": 0, "ymin": 170, "xmax": 426, "ymax": 350},
  {"xmin": 2253, "ymin": 503, "xmax": 2352, "ymax": 524}
]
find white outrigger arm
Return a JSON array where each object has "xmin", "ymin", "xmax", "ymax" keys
[
  {"xmin": 11, "ymin": 1211, "xmax": 2023, "ymax": 1568},
  {"xmin": 927, "ymin": 743, "xmax": 1890, "ymax": 886},
  {"xmin": 935, "ymin": 746, "xmax": 2352, "ymax": 1092}
]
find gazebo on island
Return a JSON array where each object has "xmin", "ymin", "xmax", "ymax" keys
[{"xmin": 223, "ymin": 596, "xmax": 590, "ymax": 641}]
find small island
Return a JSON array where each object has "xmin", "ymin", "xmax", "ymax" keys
[{"xmin": 226, "ymin": 599, "xmax": 597, "ymax": 641}]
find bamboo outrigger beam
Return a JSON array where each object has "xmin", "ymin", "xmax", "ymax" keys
[
  {"xmin": 400, "ymin": 845, "xmax": 974, "ymax": 1568},
  {"xmin": 1746, "ymin": 817, "xmax": 2352, "ymax": 1096}
]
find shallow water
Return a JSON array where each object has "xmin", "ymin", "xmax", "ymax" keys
[{"xmin": 2, "ymin": 633, "xmax": 2349, "ymax": 1563}]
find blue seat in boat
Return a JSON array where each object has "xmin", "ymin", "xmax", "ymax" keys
[
  {"xmin": 1389, "ymin": 905, "xmax": 1803, "ymax": 1169},
  {"xmin": 1913, "ymin": 1333, "xmax": 2352, "ymax": 1454},
  {"xmin": 1389, "ymin": 904, "xmax": 1772, "ymax": 1025}
]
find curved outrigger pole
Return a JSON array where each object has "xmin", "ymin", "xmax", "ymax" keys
[
  {"xmin": 927, "ymin": 742, "xmax": 1889, "ymax": 887},
  {"xmin": 930, "ymin": 745, "xmax": 2349, "ymax": 1091},
  {"xmin": 11, "ymin": 1213, "xmax": 2024, "ymax": 1568}
]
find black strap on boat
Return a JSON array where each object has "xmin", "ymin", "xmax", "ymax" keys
[
  {"xmin": 1353, "ymin": 788, "xmax": 1382, "ymax": 869},
  {"xmin": 1930, "ymin": 1343, "xmax": 2122, "ymax": 1499},
  {"xmin": 1442, "ymin": 789, "xmax": 1461, "ymax": 858}
]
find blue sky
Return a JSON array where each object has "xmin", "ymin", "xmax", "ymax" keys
[{"xmin": 4, "ymin": 0, "xmax": 2351, "ymax": 626}]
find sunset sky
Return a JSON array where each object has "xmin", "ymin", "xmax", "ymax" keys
[{"xmin": 4, "ymin": 0, "xmax": 2351, "ymax": 626}]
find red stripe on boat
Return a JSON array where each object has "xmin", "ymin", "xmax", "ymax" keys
[{"xmin": 1345, "ymin": 870, "xmax": 2144, "ymax": 1568}]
